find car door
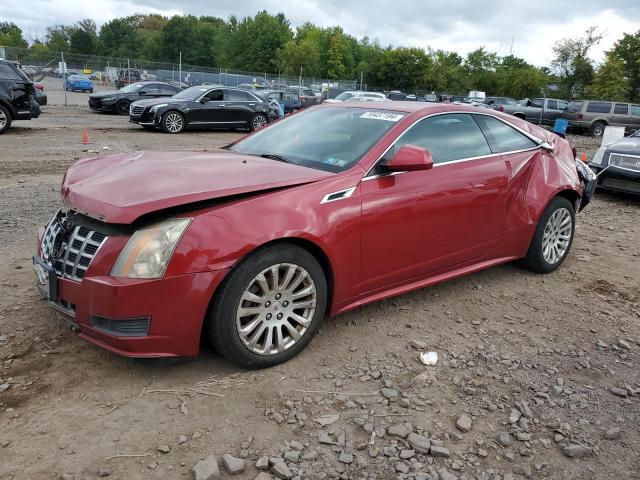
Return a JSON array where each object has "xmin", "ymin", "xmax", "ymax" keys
[
  {"xmin": 189, "ymin": 88, "xmax": 227, "ymax": 125},
  {"xmin": 629, "ymin": 105, "xmax": 640, "ymax": 129},
  {"xmin": 359, "ymin": 113, "xmax": 509, "ymax": 293},
  {"xmin": 223, "ymin": 89, "xmax": 259, "ymax": 125}
]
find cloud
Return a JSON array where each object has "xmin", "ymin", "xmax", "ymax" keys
[{"xmin": 2, "ymin": 0, "xmax": 640, "ymax": 66}]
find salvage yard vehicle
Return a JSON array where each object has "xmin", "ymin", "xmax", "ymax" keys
[
  {"xmin": 64, "ymin": 74, "xmax": 94, "ymax": 93},
  {"xmin": 562, "ymin": 100, "xmax": 640, "ymax": 136},
  {"xmin": 0, "ymin": 59, "xmax": 41, "ymax": 134},
  {"xmin": 129, "ymin": 85, "xmax": 270, "ymax": 133},
  {"xmin": 589, "ymin": 129, "xmax": 640, "ymax": 194},
  {"xmin": 501, "ymin": 98, "xmax": 568, "ymax": 126},
  {"xmin": 326, "ymin": 91, "xmax": 387, "ymax": 103},
  {"xmin": 484, "ymin": 96, "xmax": 518, "ymax": 110},
  {"xmin": 34, "ymin": 82, "xmax": 47, "ymax": 106},
  {"xmin": 89, "ymin": 81, "xmax": 181, "ymax": 115},
  {"xmin": 286, "ymin": 86, "xmax": 319, "ymax": 108},
  {"xmin": 34, "ymin": 102, "xmax": 594, "ymax": 368}
]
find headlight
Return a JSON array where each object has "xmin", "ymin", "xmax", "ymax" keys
[
  {"xmin": 590, "ymin": 147, "xmax": 606, "ymax": 166},
  {"xmin": 150, "ymin": 103, "xmax": 168, "ymax": 112},
  {"xmin": 102, "ymin": 96, "xmax": 116, "ymax": 101},
  {"xmin": 111, "ymin": 218, "xmax": 191, "ymax": 279}
]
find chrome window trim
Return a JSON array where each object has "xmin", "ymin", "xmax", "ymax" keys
[{"xmin": 362, "ymin": 110, "xmax": 545, "ymax": 179}]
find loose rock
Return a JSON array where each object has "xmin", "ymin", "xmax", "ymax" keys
[
  {"xmin": 222, "ymin": 454, "xmax": 245, "ymax": 475},
  {"xmin": 455, "ymin": 415, "xmax": 472, "ymax": 433},
  {"xmin": 562, "ymin": 444, "xmax": 593, "ymax": 458},
  {"xmin": 192, "ymin": 455, "xmax": 220, "ymax": 480}
]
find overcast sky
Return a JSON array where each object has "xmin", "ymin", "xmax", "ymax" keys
[{"xmin": 3, "ymin": 0, "xmax": 640, "ymax": 66}]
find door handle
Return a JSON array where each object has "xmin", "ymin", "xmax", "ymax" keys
[{"xmin": 218, "ymin": 104, "xmax": 226, "ymax": 107}]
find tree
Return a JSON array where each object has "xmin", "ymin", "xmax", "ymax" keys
[
  {"xmin": 609, "ymin": 30, "xmax": 640, "ymax": 101},
  {"xmin": 586, "ymin": 55, "xmax": 630, "ymax": 101},
  {"xmin": 45, "ymin": 24, "xmax": 73, "ymax": 51},
  {"xmin": 326, "ymin": 31, "xmax": 349, "ymax": 79},
  {"xmin": 551, "ymin": 26, "xmax": 603, "ymax": 98},
  {"xmin": 376, "ymin": 47, "xmax": 431, "ymax": 90},
  {"xmin": 99, "ymin": 17, "xmax": 139, "ymax": 57},
  {"xmin": 0, "ymin": 22, "xmax": 28, "ymax": 48},
  {"xmin": 276, "ymin": 38, "xmax": 320, "ymax": 76},
  {"xmin": 70, "ymin": 19, "xmax": 99, "ymax": 54}
]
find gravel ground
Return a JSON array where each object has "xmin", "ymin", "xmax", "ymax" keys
[{"xmin": 0, "ymin": 106, "xmax": 639, "ymax": 480}]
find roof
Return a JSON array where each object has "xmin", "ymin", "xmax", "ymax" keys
[{"xmin": 320, "ymin": 101, "xmax": 483, "ymax": 114}]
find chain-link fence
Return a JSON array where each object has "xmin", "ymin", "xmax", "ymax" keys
[{"xmin": 2, "ymin": 46, "xmax": 362, "ymax": 91}]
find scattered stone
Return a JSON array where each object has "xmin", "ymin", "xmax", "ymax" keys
[
  {"xmin": 192, "ymin": 455, "xmax": 220, "ymax": 480},
  {"xmin": 381, "ymin": 388, "xmax": 398, "ymax": 400},
  {"xmin": 455, "ymin": 415, "xmax": 472, "ymax": 433},
  {"xmin": 289, "ymin": 440, "xmax": 304, "ymax": 451},
  {"xmin": 256, "ymin": 456, "xmax": 269, "ymax": 470},
  {"xmin": 271, "ymin": 461, "xmax": 293, "ymax": 480},
  {"xmin": 407, "ymin": 433, "xmax": 431, "ymax": 455},
  {"xmin": 410, "ymin": 339, "xmax": 427, "ymax": 350},
  {"xmin": 315, "ymin": 414, "xmax": 340, "ymax": 426},
  {"xmin": 255, "ymin": 473, "xmax": 274, "ymax": 480},
  {"xmin": 478, "ymin": 448, "xmax": 488, "ymax": 458},
  {"xmin": 283, "ymin": 450, "xmax": 299, "ymax": 463},
  {"xmin": 388, "ymin": 423, "xmax": 412, "ymax": 438},
  {"xmin": 562, "ymin": 444, "xmax": 593, "ymax": 458},
  {"xmin": 610, "ymin": 387, "xmax": 628, "ymax": 398},
  {"xmin": 319, "ymin": 432, "xmax": 335, "ymax": 444},
  {"xmin": 430, "ymin": 445, "xmax": 451, "ymax": 458},
  {"xmin": 301, "ymin": 450, "xmax": 317, "ymax": 461},
  {"xmin": 618, "ymin": 339, "xmax": 632, "ymax": 350},
  {"xmin": 438, "ymin": 468, "xmax": 458, "ymax": 480},
  {"xmin": 98, "ymin": 468, "xmax": 111, "ymax": 477},
  {"xmin": 508, "ymin": 409, "xmax": 521, "ymax": 424},
  {"xmin": 0, "ymin": 383, "xmax": 10, "ymax": 393},
  {"xmin": 157, "ymin": 445, "xmax": 171, "ymax": 454},
  {"xmin": 178, "ymin": 435, "xmax": 188, "ymax": 444},
  {"xmin": 222, "ymin": 454, "xmax": 245, "ymax": 475},
  {"xmin": 338, "ymin": 452, "xmax": 353, "ymax": 464},
  {"xmin": 516, "ymin": 400, "xmax": 533, "ymax": 419},
  {"xmin": 604, "ymin": 427, "xmax": 621, "ymax": 440}
]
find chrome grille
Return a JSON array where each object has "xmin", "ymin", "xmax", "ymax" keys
[
  {"xmin": 130, "ymin": 104, "xmax": 145, "ymax": 115},
  {"xmin": 40, "ymin": 213, "xmax": 108, "ymax": 282},
  {"xmin": 609, "ymin": 153, "xmax": 640, "ymax": 172}
]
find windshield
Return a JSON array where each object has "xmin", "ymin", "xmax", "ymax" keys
[
  {"xmin": 173, "ymin": 86, "xmax": 211, "ymax": 100},
  {"xmin": 69, "ymin": 75, "xmax": 88, "ymax": 81},
  {"xmin": 120, "ymin": 83, "xmax": 144, "ymax": 93},
  {"xmin": 334, "ymin": 92, "xmax": 356, "ymax": 101},
  {"xmin": 229, "ymin": 107, "xmax": 406, "ymax": 173}
]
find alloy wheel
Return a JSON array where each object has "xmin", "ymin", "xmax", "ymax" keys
[
  {"xmin": 542, "ymin": 207, "xmax": 572, "ymax": 264},
  {"xmin": 0, "ymin": 110, "xmax": 6, "ymax": 130},
  {"xmin": 252, "ymin": 114, "xmax": 267, "ymax": 130},
  {"xmin": 236, "ymin": 263, "xmax": 317, "ymax": 355},
  {"xmin": 165, "ymin": 113, "xmax": 183, "ymax": 133}
]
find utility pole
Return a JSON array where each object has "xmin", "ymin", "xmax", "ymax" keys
[
  {"xmin": 299, "ymin": 66, "xmax": 303, "ymax": 93},
  {"xmin": 360, "ymin": 71, "xmax": 364, "ymax": 91},
  {"xmin": 179, "ymin": 52, "xmax": 182, "ymax": 87},
  {"xmin": 61, "ymin": 52, "xmax": 67, "ymax": 106},
  {"xmin": 127, "ymin": 58, "xmax": 130, "ymax": 85}
]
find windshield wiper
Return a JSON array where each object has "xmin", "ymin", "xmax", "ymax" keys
[{"xmin": 258, "ymin": 153, "xmax": 291, "ymax": 164}]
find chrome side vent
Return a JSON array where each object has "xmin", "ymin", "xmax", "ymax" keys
[{"xmin": 320, "ymin": 187, "xmax": 357, "ymax": 204}]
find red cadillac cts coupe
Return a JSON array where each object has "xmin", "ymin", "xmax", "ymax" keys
[{"xmin": 35, "ymin": 102, "xmax": 596, "ymax": 368}]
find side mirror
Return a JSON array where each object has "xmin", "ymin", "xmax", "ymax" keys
[{"xmin": 386, "ymin": 145, "xmax": 434, "ymax": 172}]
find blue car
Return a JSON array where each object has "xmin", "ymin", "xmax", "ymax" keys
[{"xmin": 65, "ymin": 75, "xmax": 94, "ymax": 93}]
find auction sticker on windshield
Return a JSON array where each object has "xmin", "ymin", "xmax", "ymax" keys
[{"xmin": 360, "ymin": 112, "xmax": 405, "ymax": 122}]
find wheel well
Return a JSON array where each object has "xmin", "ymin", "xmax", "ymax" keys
[
  {"xmin": 0, "ymin": 99, "xmax": 15, "ymax": 118},
  {"xmin": 555, "ymin": 189, "xmax": 579, "ymax": 211},
  {"xmin": 513, "ymin": 112, "xmax": 526, "ymax": 119}
]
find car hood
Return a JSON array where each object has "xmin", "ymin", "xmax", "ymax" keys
[
  {"xmin": 89, "ymin": 91, "xmax": 122, "ymax": 99},
  {"xmin": 61, "ymin": 150, "xmax": 334, "ymax": 224},
  {"xmin": 606, "ymin": 137, "xmax": 640, "ymax": 153}
]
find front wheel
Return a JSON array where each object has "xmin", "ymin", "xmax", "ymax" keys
[
  {"xmin": 206, "ymin": 243, "xmax": 327, "ymax": 368},
  {"xmin": 0, "ymin": 105, "xmax": 12, "ymax": 134},
  {"xmin": 249, "ymin": 113, "xmax": 268, "ymax": 131},
  {"xmin": 116, "ymin": 100, "xmax": 130, "ymax": 115},
  {"xmin": 521, "ymin": 196, "xmax": 575, "ymax": 273},
  {"xmin": 590, "ymin": 121, "xmax": 606, "ymax": 137},
  {"xmin": 161, "ymin": 111, "xmax": 185, "ymax": 134}
]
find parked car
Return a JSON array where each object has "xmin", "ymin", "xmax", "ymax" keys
[
  {"xmin": 65, "ymin": 74, "xmax": 94, "ymax": 93},
  {"xmin": 0, "ymin": 59, "xmax": 41, "ymax": 134},
  {"xmin": 405, "ymin": 94, "xmax": 417, "ymax": 101},
  {"xmin": 129, "ymin": 85, "xmax": 270, "ymax": 133},
  {"xmin": 424, "ymin": 94, "xmax": 439, "ymax": 102},
  {"xmin": 502, "ymin": 98, "xmax": 568, "ymax": 126},
  {"xmin": 326, "ymin": 91, "xmax": 386, "ymax": 103},
  {"xmin": 286, "ymin": 87, "xmax": 318, "ymax": 108},
  {"xmin": 89, "ymin": 81, "xmax": 181, "ymax": 115},
  {"xmin": 35, "ymin": 103, "xmax": 594, "ymax": 367},
  {"xmin": 114, "ymin": 68, "xmax": 141, "ymax": 89},
  {"xmin": 261, "ymin": 90, "xmax": 302, "ymax": 118},
  {"xmin": 484, "ymin": 96, "xmax": 518, "ymax": 110},
  {"xmin": 386, "ymin": 91, "xmax": 406, "ymax": 101},
  {"xmin": 589, "ymin": 129, "xmax": 640, "ymax": 194},
  {"xmin": 562, "ymin": 100, "xmax": 640, "ymax": 136},
  {"xmin": 34, "ymin": 82, "xmax": 47, "ymax": 106}
]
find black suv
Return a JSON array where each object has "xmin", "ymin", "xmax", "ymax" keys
[{"xmin": 0, "ymin": 60, "xmax": 41, "ymax": 134}]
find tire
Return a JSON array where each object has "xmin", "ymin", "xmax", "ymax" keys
[
  {"xmin": 0, "ymin": 105, "xmax": 12, "ymax": 134},
  {"xmin": 249, "ymin": 113, "xmax": 268, "ymax": 132},
  {"xmin": 89, "ymin": 89, "xmax": 93, "ymax": 94},
  {"xmin": 161, "ymin": 111, "xmax": 185, "ymax": 134},
  {"xmin": 115, "ymin": 100, "xmax": 130, "ymax": 115},
  {"xmin": 589, "ymin": 121, "xmax": 606, "ymax": 137},
  {"xmin": 206, "ymin": 243, "xmax": 328, "ymax": 368},
  {"xmin": 521, "ymin": 196, "xmax": 575, "ymax": 273}
]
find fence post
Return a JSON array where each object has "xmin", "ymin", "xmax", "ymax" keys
[{"xmin": 61, "ymin": 52, "xmax": 67, "ymax": 107}]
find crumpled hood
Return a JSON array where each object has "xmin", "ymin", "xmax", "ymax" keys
[{"xmin": 61, "ymin": 150, "xmax": 334, "ymax": 224}]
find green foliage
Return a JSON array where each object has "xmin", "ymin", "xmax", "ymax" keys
[
  {"xmin": 0, "ymin": 22, "xmax": 28, "ymax": 48},
  {"xmin": 609, "ymin": 30, "xmax": 640, "ymax": 101},
  {"xmin": 586, "ymin": 55, "xmax": 630, "ymax": 101},
  {"xmin": 551, "ymin": 26, "xmax": 602, "ymax": 98}
]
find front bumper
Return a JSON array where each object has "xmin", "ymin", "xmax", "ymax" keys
[
  {"xmin": 590, "ymin": 164, "xmax": 640, "ymax": 194},
  {"xmin": 89, "ymin": 99, "xmax": 116, "ymax": 112}
]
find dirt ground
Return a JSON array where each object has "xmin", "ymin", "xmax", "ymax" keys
[{"xmin": 0, "ymin": 101, "xmax": 639, "ymax": 480}]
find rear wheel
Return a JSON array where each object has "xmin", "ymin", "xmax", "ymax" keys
[
  {"xmin": 521, "ymin": 196, "xmax": 575, "ymax": 273},
  {"xmin": 116, "ymin": 100, "xmax": 130, "ymax": 115},
  {"xmin": 0, "ymin": 105, "xmax": 12, "ymax": 134},
  {"xmin": 161, "ymin": 111, "xmax": 185, "ymax": 134},
  {"xmin": 206, "ymin": 243, "xmax": 327, "ymax": 368},
  {"xmin": 249, "ymin": 113, "xmax": 268, "ymax": 131},
  {"xmin": 590, "ymin": 121, "xmax": 606, "ymax": 137}
]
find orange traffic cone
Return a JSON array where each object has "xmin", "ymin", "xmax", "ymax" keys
[
  {"xmin": 82, "ymin": 128, "xmax": 91, "ymax": 145},
  {"xmin": 580, "ymin": 152, "xmax": 588, "ymax": 163}
]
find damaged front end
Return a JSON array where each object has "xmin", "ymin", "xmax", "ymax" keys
[{"xmin": 574, "ymin": 158, "xmax": 597, "ymax": 211}]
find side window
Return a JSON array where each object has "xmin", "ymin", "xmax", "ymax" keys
[
  {"xmin": 614, "ymin": 104, "xmax": 628, "ymax": 115},
  {"xmin": 384, "ymin": 113, "xmax": 491, "ymax": 165},
  {"xmin": 531, "ymin": 99, "xmax": 544, "ymax": 108},
  {"xmin": 158, "ymin": 85, "xmax": 178, "ymax": 95},
  {"xmin": 474, "ymin": 115, "xmax": 538, "ymax": 153},
  {"xmin": 586, "ymin": 102, "xmax": 612, "ymax": 113},
  {"xmin": 141, "ymin": 85, "xmax": 160, "ymax": 94},
  {"xmin": 558, "ymin": 100, "xmax": 568, "ymax": 110},
  {"xmin": 546, "ymin": 100, "xmax": 558, "ymax": 110},
  {"xmin": 0, "ymin": 63, "xmax": 22, "ymax": 81},
  {"xmin": 226, "ymin": 90, "xmax": 254, "ymax": 101},
  {"xmin": 205, "ymin": 89, "xmax": 223, "ymax": 101}
]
